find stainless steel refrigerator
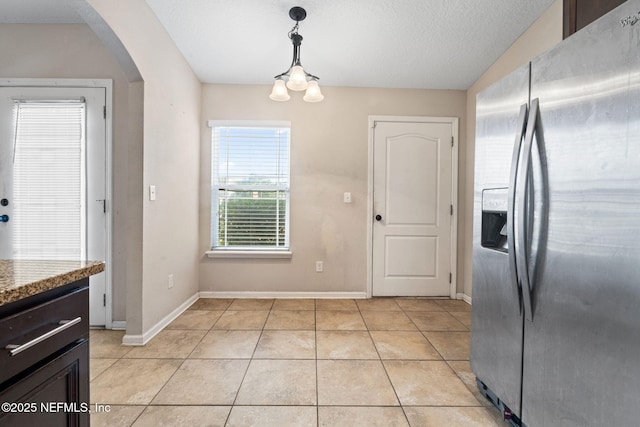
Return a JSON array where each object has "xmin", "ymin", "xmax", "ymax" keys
[{"xmin": 470, "ymin": 1, "xmax": 640, "ymax": 426}]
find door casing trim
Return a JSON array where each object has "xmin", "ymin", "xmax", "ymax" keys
[
  {"xmin": 1, "ymin": 78, "xmax": 114, "ymax": 327},
  {"xmin": 367, "ymin": 115, "xmax": 459, "ymax": 299}
]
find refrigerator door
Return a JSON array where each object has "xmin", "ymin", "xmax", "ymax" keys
[
  {"xmin": 522, "ymin": 1, "xmax": 640, "ymax": 425},
  {"xmin": 470, "ymin": 64, "xmax": 529, "ymax": 416}
]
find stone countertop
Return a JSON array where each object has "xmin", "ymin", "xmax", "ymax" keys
[{"xmin": 0, "ymin": 260, "xmax": 105, "ymax": 307}]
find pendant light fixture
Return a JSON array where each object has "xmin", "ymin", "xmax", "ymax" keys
[{"xmin": 270, "ymin": 6, "xmax": 324, "ymax": 103}]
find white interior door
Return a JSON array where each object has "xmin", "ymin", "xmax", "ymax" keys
[
  {"xmin": 372, "ymin": 119, "xmax": 454, "ymax": 296},
  {"xmin": 0, "ymin": 86, "xmax": 107, "ymax": 325}
]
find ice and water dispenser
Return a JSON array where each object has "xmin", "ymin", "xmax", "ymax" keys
[{"xmin": 481, "ymin": 188, "xmax": 508, "ymax": 251}]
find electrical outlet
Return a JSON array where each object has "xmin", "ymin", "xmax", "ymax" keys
[
  {"xmin": 149, "ymin": 185, "xmax": 157, "ymax": 201},
  {"xmin": 168, "ymin": 274, "xmax": 174, "ymax": 289},
  {"xmin": 315, "ymin": 261, "xmax": 323, "ymax": 272},
  {"xmin": 344, "ymin": 192, "xmax": 352, "ymax": 203}
]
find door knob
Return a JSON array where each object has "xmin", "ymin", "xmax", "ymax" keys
[
  {"xmin": 0, "ymin": 199, "xmax": 7, "ymax": 206},
  {"xmin": 375, "ymin": 214, "xmax": 382, "ymax": 221},
  {"xmin": 0, "ymin": 215, "xmax": 9, "ymax": 223}
]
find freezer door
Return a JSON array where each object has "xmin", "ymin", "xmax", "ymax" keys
[
  {"xmin": 523, "ymin": 1, "xmax": 640, "ymax": 425},
  {"xmin": 470, "ymin": 64, "xmax": 529, "ymax": 416}
]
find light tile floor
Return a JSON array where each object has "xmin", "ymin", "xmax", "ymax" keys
[{"xmin": 90, "ymin": 298, "xmax": 508, "ymax": 427}]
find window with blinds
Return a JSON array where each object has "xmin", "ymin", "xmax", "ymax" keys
[
  {"xmin": 12, "ymin": 101, "xmax": 86, "ymax": 259},
  {"xmin": 210, "ymin": 122, "xmax": 290, "ymax": 249}
]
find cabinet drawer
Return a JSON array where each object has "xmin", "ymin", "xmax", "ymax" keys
[{"xmin": 0, "ymin": 287, "xmax": 88, "ymax": 385}]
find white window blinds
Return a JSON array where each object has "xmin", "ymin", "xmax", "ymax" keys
[
  {"xmin": 211, "ymin": 124, "xmax": 290, "ymax": 249},
  {"xmin": 12, "ymin": 101, "xmax": 86, "ymax": 259}
]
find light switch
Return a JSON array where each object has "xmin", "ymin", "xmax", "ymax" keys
[
  {"xmin": 343, "ymin": 192, "xmax": 352, "ymax": 203},
  {"xmin": 149, "ymin": 185, "xmax": 156, "ymax": 201}
]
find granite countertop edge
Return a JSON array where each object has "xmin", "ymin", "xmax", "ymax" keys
[{"xmin": 0, "ymin": 260, "xmax": 105, "ymax": 307}]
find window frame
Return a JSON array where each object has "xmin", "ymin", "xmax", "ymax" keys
[{"xmin": 206, "ymin": 120, "xmax": 292, "ymax": 259}]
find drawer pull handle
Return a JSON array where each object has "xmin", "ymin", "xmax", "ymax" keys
[{"xmin": 5, "ymin": 317, "xmax": 82, "ymax": 356}]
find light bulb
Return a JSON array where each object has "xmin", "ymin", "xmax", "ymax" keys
[
  {"xmin": 269, "ymin": 79, "xmax": 290, "ymax": 101},
  {"xmin": 286, "ymin": 66, "xmax": 308, "ymax": 91},
  {"xmin": 303, "ymin": 80, "xmax": 324, "ymax": 102}
]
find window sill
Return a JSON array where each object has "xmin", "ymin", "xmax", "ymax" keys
[{"xmin": 206, "ymin": 250, "xmax": 293, "ymax": 259}]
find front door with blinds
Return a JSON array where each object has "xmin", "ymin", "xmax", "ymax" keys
[{"xmin": 0, "ymin": 86, "xmax": 107, "ymax": 325}]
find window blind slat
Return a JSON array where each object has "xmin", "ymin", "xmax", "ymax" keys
[{"xmin": 12, "ymin": 102, "xmax": 86, "ymax": 260}]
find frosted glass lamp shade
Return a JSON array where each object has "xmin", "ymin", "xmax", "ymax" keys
[
  {"xmin": 303, "ymin": 80, "xmax": 324, "ymax": 102},
  {"xmin": 286, "ymin": 66, "xmax": 308, "ymax": 91},
  {"xmin": 269, "ymin": 79, "xmax": 290, "ymax": 101}
]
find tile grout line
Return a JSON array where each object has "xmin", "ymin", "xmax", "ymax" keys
[
  {"xmin": 143, "ymin": 302, "xmax": 220, "ymax": 406},
  {"xmin": 222, "ymin": 297, "xmax": 241, "ymax": 426},
  {"xmin": 314, "ymin": 299, "xmax": 320, "ymax": 427},
  {"xmin": 225, "ymin": 298, "xmax": 273, "ymax": 420},
  {"xmin": 132, "ymin": 299, "xmax": 236, "ymax": 424},
  {"xmin": 419, "ymin": 302, "xmax": 487, "ymax": 409},
  {"xmin": 364, "ymin": 299, "xmax": 413, "ymax": 426},
  {"xmin": 89, "ymin": 297, "xmax": 495, "ymax": 426},
  {"xmin": 394, "ymin": 300, "xmax": 481, "ymax": 419},
  {"xmin": 397, "ymin": 302, "xmax": 451, "ymax": 363},
  {"xmin": 395, "ymin": 301, "xmax": 422, "ymax": 427},
  {"xmin": 121, "ymin": 299, "xmax": 232, "ymax": 425},
  {"xmin": 91, "ymin": 302, "xmax": 226, "ymax": 423}
]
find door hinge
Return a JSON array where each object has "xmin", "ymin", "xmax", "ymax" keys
[
  {"xmin": 451, "ymin": 136, "xmax": 454, "ymax": 147},
  {"xmin": 449, "ymin": 273, "xmax": 452, "ymax": 283},
  {"xmin": 450, "ymin": 204, "xmax": 454, "ymax": 215},
  {"xmin": 103, "ymin": 105, "xmax": 106, "ymax": 119},
  {"xmin": 103, "ymin": 294, "xmax": 106, "ymax": 306},
  {"xmin": 372, "ymin": 121, "xmax": 377, "ymax": 129}
]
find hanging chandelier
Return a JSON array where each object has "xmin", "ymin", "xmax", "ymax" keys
[{"xmin": 269, "ymin": 6, "xmax": 324, "ymax": 103}]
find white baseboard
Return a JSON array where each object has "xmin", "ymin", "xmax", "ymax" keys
[
  {"xmin": 111, "ymin": 320, "xmax": 126, "ymax": 330},
  {"xmin": 122, "ymin": 292, "xmax": 199, "ymax": 346},
  {"xmin": 119, "ymin": 289, "xmax": 468, "ymax": 346},
  {"xmin": 457, "ymin": 293, "xmax": 472, "ymax": 305},
  {"xmin": 198, "ymin": 291, "xmax": 368, "ymax": 299}
]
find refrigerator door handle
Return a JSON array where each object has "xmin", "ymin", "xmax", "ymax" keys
[
  {"xmin": 507, "ymin": 103, "xmax": 529, "ymax": 315},
  {"xmin": 517, "ymin": 98, "xmax": 539, "ymax": 322}
]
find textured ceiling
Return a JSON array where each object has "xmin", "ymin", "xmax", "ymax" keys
[
  {"xmin": 0, "ymin": 0, "xmax": 556, "ymax": 90},
  {"xmin": 0, "ymin": 0, "xmax": 83, "ymax": 23}
]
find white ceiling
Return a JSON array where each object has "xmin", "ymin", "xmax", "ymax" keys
[
  {"xmin": 0, "ymin": 0, "xmax": 556, "ymax": 90},
  {"xmin": 0, "ymin": 0, "xmax": 83, "ymax": 23}
]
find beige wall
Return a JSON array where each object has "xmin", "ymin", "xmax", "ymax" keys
[
  {"xmin": 462, "ymin": 0, "xmax": 563, "ymax": 297},
  {"xmin": 200, "ymin": 85, "xmax": 467, "ymax": 295},
  {"xmin": 1, "ymin": 0, "xmax": 564, "ymax": 338},
  {"xmin": 0, "ymin": 23, "xmax": 133, "ymax": 322},
  {"xmin": 88, "ymin": 0, "xmax": 202, "ymax": 336}
]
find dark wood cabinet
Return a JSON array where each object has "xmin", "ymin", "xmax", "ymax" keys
[
  {"xmin": 0, "ymin": 341, "xmax": 89, "ymax": 427},
  {"xmin": 563, "ymin": 0, "xmax": 627, "ymax": 38},
  {"xmin": 0, "ymin": 279, "xmax": 89, "ymax": 427}
]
